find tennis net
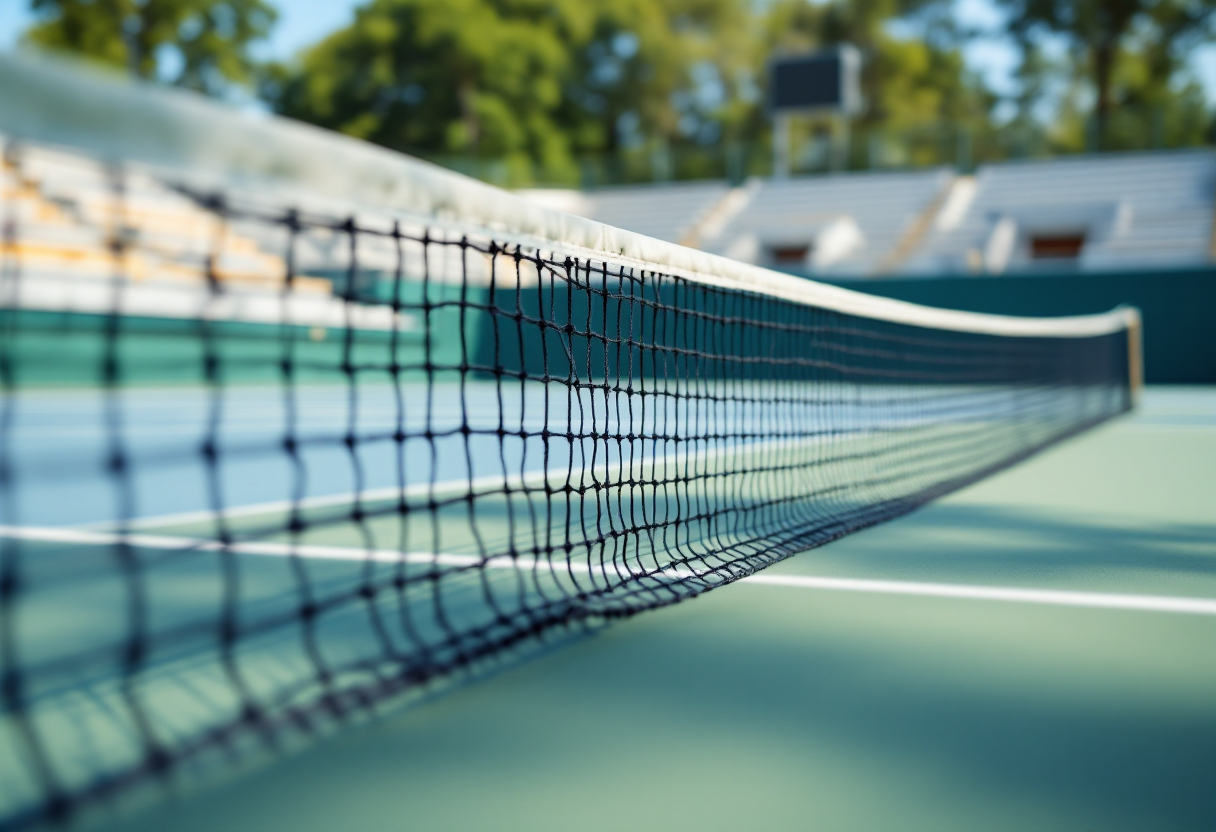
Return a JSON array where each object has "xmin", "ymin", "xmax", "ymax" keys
[{"xmin": 0, "ymin": 51, "xmax": 1137, "ymax": 829}]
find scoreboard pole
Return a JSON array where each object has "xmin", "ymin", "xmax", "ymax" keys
[
  {"xmin": 836, "ymin": 116, "xmax": 850, "ymax": 172},
  {"xmin": 774, "ymin": 111, "xmax": 791, "ymax": 179},
  {"xmin": 769, "ymin": 46, "xmax": 862, "ymax": 179},
  {"xmin": 774, "ymin": 113, "xmax": 849, "ymax": 179}
]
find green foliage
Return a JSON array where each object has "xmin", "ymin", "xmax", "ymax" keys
[
  {"xmin": 265, "ymin": 0, "xmax": 754, "ymax": 177},
  {"xmin": 994, "ymin": 0, "xmax": 1216, "ymax": 147},
  {"xmin": 26, "ymin": 0, "xmax": 277, "ymax": 94},
  {"xmin": 561, "ymin": 0, "xmax": 744, "ymax": 150},
  {"xmin": 265, "ymin": 0, "xmax": 990, "ymax": 177},
  {"xmin": 23, "ymin": 0, "xmax": 1212, "ymax": 183},
  {"xmin": 266, "ymin": 0, "xmax": 588, "ymax": 172}
]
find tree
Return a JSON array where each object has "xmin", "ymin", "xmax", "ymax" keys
[
  {"xmin": 267, "ymin": 0, "xmax": 756, "ymax": 177},
  {"xmin": 25, "ymin": 0, "xmax": 277, "ymax": 95},
  {"xmin": 265, "ymin": 0, "xmax": 591, "ymax": 173},
  {"xmin": 994, "ymin": 0, "xmax": 1216, "ymax": 147},
  {"xmin": 554, "ymin": 0, "xmax": 755, "ymax": 154}
]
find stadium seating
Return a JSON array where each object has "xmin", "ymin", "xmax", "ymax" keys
[
  {"xmin": 517, "ymin": 180, "xmax": 732, "ymax": 248},
  {"xmin": 883, "ymin": 150, "xmax": 1216, "ymax": 275},
  {"xmin": 2, "ymin": 142, "xmax": 305, "ymax": 289},
  {"xmin": 0, "ymin": 139, "xmax": 416, "ymax": 331},
  {"xmin": 702, "ymin": 168, "xmax": 954, "ymax": 276},
  {"xmin": 9, "ymin": 140, "xmax": 1213, "ymax": 287},
  {"xmin": 519, "ymin": 150, "xmax": 1215, "ymax": 277}
]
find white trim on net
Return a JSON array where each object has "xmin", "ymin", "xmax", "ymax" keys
[{"xmin": 0, "ymin": 49, "xmax": 1137, "ymax": 339}]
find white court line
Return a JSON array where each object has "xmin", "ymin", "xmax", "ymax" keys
[
  {"xmin": 4, "ymin": 525, "xmax": 1215, "ymax": 617},
  {"xmin": 0, "ymin": 525, "xmax": 480, "ymax": 568},
  {"xmin": 741, "ymin": 573, "xmax": 1216, "ymax": 616},
  {"xmin": 99, "ymin": 433, "xmax": 829, "ymax": 531},
  {"xmin": 1120, "ymin": 423, "xmax": 1216, "ymax": 433}
]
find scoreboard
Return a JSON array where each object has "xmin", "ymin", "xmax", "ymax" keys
[{"xmin": 769, "ymin": 46, "xmax": 862, "ymax": 116}]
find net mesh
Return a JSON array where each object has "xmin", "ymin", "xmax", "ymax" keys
[{"xmin": 0, "ymin": 117, "xmax": 1132, "ymax": 826}]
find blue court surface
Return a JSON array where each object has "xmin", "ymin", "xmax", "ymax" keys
[{"xmin": 79, "ymin": 386, "xmax": 1214, "ymax": 832}]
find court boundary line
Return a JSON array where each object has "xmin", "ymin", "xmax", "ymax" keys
[
  {"xmin": 88, "ymin": 415, "xmax": 1031, "ymax": 532},
  {"xmin": 740, "ymin": 573, "xmax": 1216, "ymax": 615},
  {"xmin": 91, "ymin": 432, "xmax": 833, "ymax": 530},
  {"xmin": 5, "ymin": 525, "xmax": 1214, "ymax": 616}
]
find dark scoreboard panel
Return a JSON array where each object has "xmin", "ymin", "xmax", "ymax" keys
[{"xmin": 769, "ymin": 47, "xmax": 861, "ymax": 114}]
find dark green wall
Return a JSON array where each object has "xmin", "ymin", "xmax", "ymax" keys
[
  {"xmin": 816, "ymin": 268, "xmax": 1215, "ymax": 384},
  {"xmin": 15, "ymin": 268, "xmax": 1208, "ymax": 387}
]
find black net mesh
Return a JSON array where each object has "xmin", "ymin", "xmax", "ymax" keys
[{"xmin": 0, "ymin": 138, "xmax": 1132, "ymax": 829}]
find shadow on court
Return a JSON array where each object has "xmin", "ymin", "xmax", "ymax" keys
[
  {"xmin": 79, "ymin": 390, "xmax": 1216, "ymax": 832},
  {"xmin": 775, "ymin": 502, "xmax": 1216, "ymax": 596},
  {"xmin": 101, "ymin": 582, "xmax": 1216, "ymax": 832}
]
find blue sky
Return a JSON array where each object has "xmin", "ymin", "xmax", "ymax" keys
[
  {"xmin": 0, "ymin": 0, "xmax": 360, "ymax": 62},
  {"xmin": 2, "ymin": 0, "xmax": 1213, "ymax": 105}
]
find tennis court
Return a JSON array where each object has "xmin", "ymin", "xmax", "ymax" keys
[
  {"xmin": 81, "ymin": 385, "xmax": 1213, "ymax": 832},
  {"xmin": 0, "ymin": 52, "xmax": 1212, "ymax": 832},
  {"xmin": 1, "ymin": 377, "xmax": 1142, "ymax": 816}
]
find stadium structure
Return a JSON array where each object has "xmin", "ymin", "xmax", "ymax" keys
[
  {"xmin": 7, "ymin": 135, "xmax": 1212, "ymax": 289},
  {"xmin": 8, "ymin": 141, "xmax": 1213, "ymax": 294},
  {"xmin": 520, "ymin": 150, "xmax": 1216, "ymax": 278}
]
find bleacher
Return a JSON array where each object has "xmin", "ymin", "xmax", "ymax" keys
[
  {"xmin": 518, "ymin": 150, "xmax": 1215, "ymax": 278},
  {"xmin": 901, "ymin": 151, "xmax": 1216, "ymax": 275},
  {"xmin": 8, "ymin": 141, "xmax": 1213, "ymax": 296},
  {"xmin": 703, "ymin": 168, "xmax": 953, "ymax": 276},
  {"xmin": 517, "ymin": 180, "xmax": 732, "ymax": 248},
  {"xmin": 0, "ymin": 140, "xmax": 412, "ymax": 331}
]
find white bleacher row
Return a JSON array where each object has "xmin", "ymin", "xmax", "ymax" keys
[
  {"xmin": 704, "ymin": 168, "xmax": 951, "ymax": 275},
  {"xmin": 0, "ymin": 136, "xmax": 578, "ymax": 328},
  {"xmin": 518, "ymin": 179, "xmax": 731, "ymax": 250},
  {"xmin": 3, "ymin": 140, "xmax": 295, "ymax": 287},
  {"xmin": 1, "ymin": 138, "xmax": 472, "ymax": 294},
  {"xmin": 0, "ymin": 138, "xmax": 421, "ymax": 328},
  {"xmin": 5, "ymin": 135, "xmax": 1212, "ymax": 292},
  {"xmin": 905, "ymin": 150, "xmax": 1216, "ymax": 275},
  {"xmin": 518, "ymin": 150, "xmax": 1216, "ymax": 277}
]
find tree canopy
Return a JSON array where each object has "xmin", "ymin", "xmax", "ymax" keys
[
  {"xmin": 263, "ymin": 0, "xmax": 755, "ymax": 177},
  {"xmin": 995, "ymin": 0, "xmax": 1216, "ymax": 147},
  {"xmin": 265, "ymin": 0, "xmax": 585, "ymax": 170},
  {"xmin": 27, "ymin": 0, "xmax": 277, "ymax": 95},
  {"xmin": 21, "ymin": 0, "xmax": 1216, "ymax": 180},
  {"xmin": 261, "ymin": 0, "xmax": 994, "ymax": 175}
]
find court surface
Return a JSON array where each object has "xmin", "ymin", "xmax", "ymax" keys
[{"xmin": 87, "ymin": 386, "xmax": 1215, "ymax": 832}]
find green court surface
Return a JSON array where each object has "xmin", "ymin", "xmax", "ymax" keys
[{"xmin": 99, "ymin": 388, "xmax": 1215, "ymax": 832}]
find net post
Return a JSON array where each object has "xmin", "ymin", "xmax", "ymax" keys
[{"xmin": 1122, "ymin": 306, "xmax": 1144, "ymax": 407}]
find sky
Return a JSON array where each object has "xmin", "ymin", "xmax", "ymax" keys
[{"xmin": 2, "ymin": 0, "xmax": 1213, "ymax": 106}]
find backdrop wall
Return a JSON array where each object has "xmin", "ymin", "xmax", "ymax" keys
[{"xmin": 819, "ymin": 268, "xmax": 1215, "ymax": 384}]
